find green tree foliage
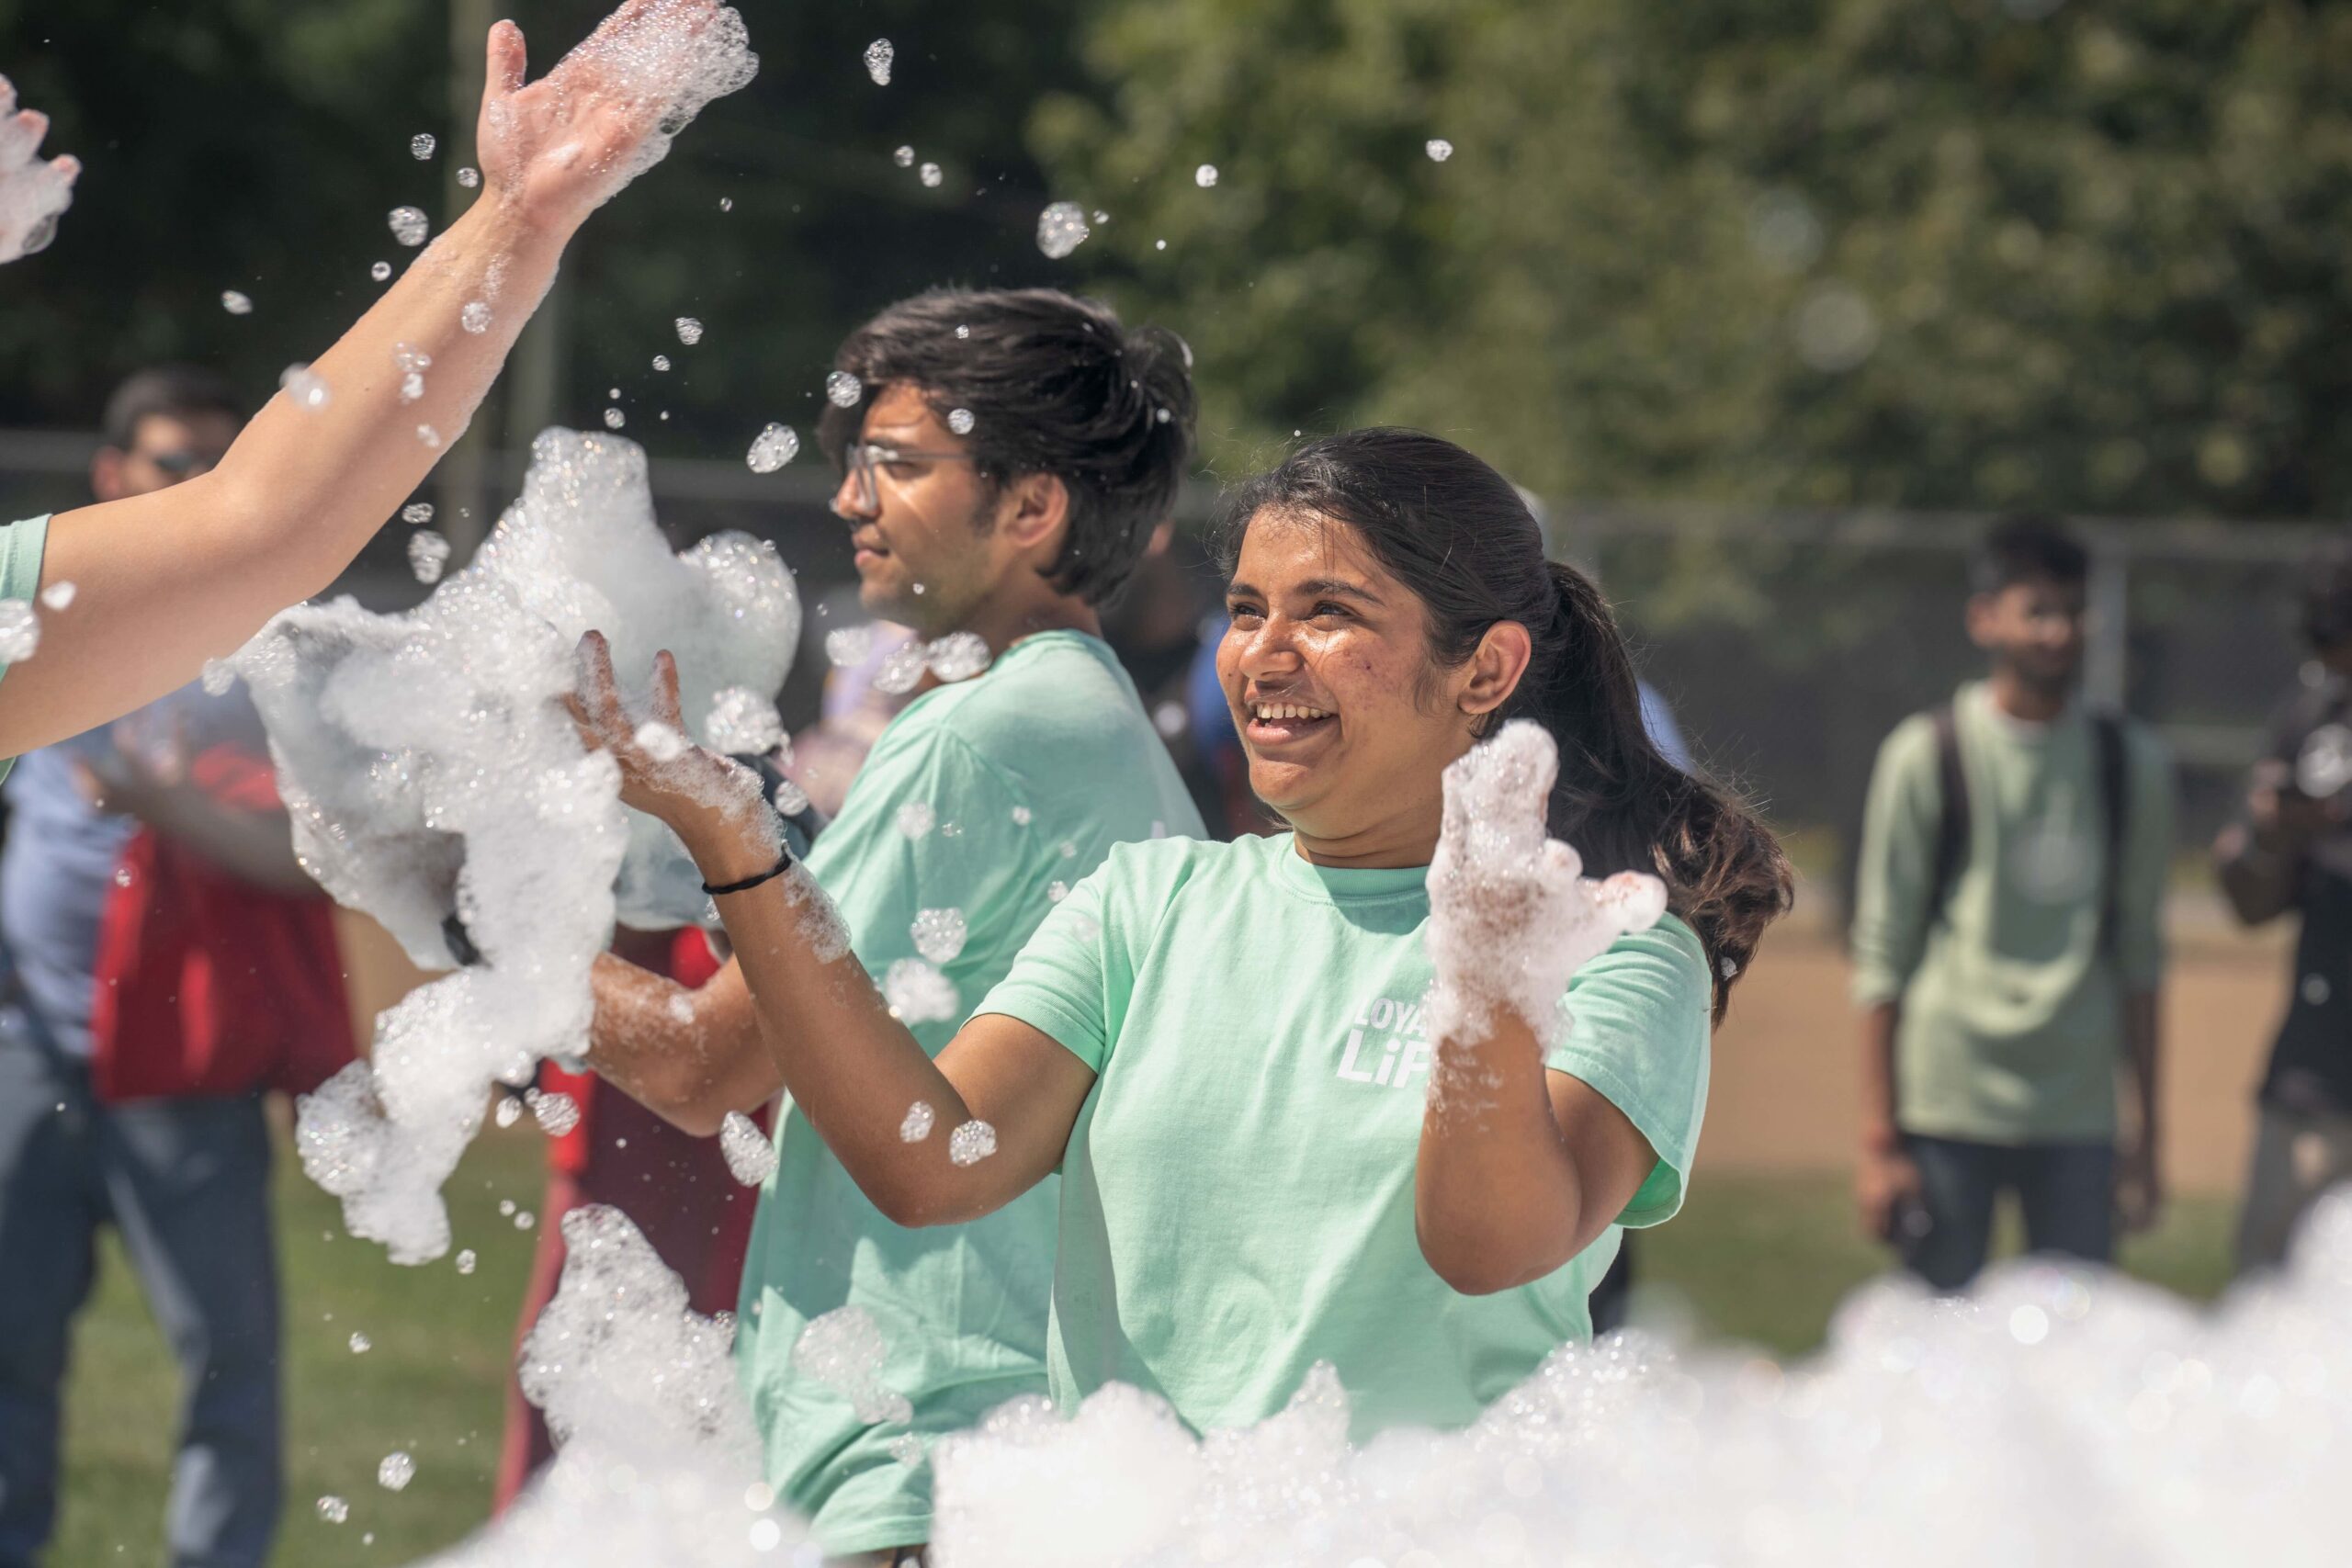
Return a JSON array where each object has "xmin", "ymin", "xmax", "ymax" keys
[{"xmin": 1033, "ymin": 0, "xmax": 2352, "ymax": 517}]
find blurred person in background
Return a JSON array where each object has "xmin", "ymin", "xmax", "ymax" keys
[
  {"xmin": 1849, "ymin": 515, "xmax": 2174, "ymax": 1292},
  {"xmin": 2214, "ymin": 539, "xmax": 2352, "ymax": 1273},
  {"xmin": 0, "ymin": 367, "xmax": 353, "ymax": 1568},
  {"xmin": 1102, "ymin": 521, "xmax": 1231, "ymax": 837}
]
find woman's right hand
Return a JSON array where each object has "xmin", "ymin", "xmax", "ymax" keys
[{"xmin": 474, "ymin": 0, "xmax": 753, "ymax": 235}]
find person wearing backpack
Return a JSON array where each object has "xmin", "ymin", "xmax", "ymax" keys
[{"xmin": 1849, "ymin": 515, "xmax": 2175, "ymax": 1291}]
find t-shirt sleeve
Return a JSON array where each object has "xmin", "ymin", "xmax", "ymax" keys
[
  {"xmin": 974, "ymin": 857, "xmax": 1124, "ymax": 1072},
  {"xmin": 1543, "ymin": 915, "xmax": 1712, "ymax": 1229},
  {"xmin": 0, "ymin": 513, "xmax": 52, "ymax": 783},
  {"xmin": 1849, "ymin": 716, "xmax": 1939, "ymax": 1009}
]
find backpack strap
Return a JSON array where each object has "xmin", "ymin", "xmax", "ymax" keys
[
  {"xmin": 1927, "ymin": 704, "xmax": 1969, "ymax": 928},
  {"xmin": 2092, "ymin": 711, "xmax": 2129, "ymax": 957}
]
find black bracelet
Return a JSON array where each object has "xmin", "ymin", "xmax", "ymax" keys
[{"xmin": 702, "ymin": 842, "xmax": 795, "ymax": 897}]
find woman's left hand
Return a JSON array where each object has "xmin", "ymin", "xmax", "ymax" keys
[{"xmin": 1426, "ymin": 720, "xmax": 1667, "ymax": 1047}]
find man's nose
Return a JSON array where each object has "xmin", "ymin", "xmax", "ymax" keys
[{"xmin": 830, "ymin": 468, "xmax": 875, "ymax": 523}]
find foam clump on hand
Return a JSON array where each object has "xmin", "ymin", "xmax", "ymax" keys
[
  {"xmin": 422, "ymin": 1205, "xmax": 799, "ymax": 1567},
  {"xmin": 0, "ymin": 78, "xmax": 77, "ymax": 265},
  {"xmin": 503, "ymin": 0, "xmax": 760, "ymax": 213},
  {"xmin": 932, "ymin": 1194, "xmax": 2352, "ymax": 1566},
  {"xmin": 1424, "ymin": 719, "xmax": 1665, "ymax": 1051},
  {"xmin": 243, "ymin": 428, "xmax": 797, "ymax": 1262}
]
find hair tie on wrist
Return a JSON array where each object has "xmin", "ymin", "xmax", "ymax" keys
[{"xmin": 703, "ymin": 843, "xmax": 795, "ymax": 897}]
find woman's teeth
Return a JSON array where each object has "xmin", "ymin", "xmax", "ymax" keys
[{"xmin": 1253, "ymin": 703, "xmax": 1329, "ymax": 721}]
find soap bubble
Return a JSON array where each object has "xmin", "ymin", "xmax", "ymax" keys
[
  {"xmin": 825, "ymin": 370, "xmax": 864, "ymax": 408},
  {"xmin": 316, "ymin": 1495, "xmax": 349, "ymax": 1525},
  {"xmin": 1194, "ymin": 164, "xmax": 1219, "ymax": 188},
  {"xmin": 461, "ymin": 300, "xmax": 492, "ymax": 333},
  {"xmin": 348, "ymin": 1330, "xmax": 372, "ymax": 1354},
  {"xmin": 1426, "ymin": 138, "xmax": 1454, "ymax": 162},
  {"xmin": 455, "ymin": 1248, "xmax": 477, "ymax": 1275},
  {"xmin": 416, "ymin": 423, "xmax": 443, "ymax": 448},
  {"xmin": 410, "ymin": 132, "xmax": 436, "ymax": 160},
  {"xmin": 899, "ymin": 1100, "xmax": 935, "ymax": 1143},
  {"xmin": 793, "ymin": 1305, "xmax": 911, "ymax": 1424},
  {"xmin": 652, "ymin": 355, "xmax": 671, "ymax": 372},
  {"xmin": 675, "ymin": 316, "xmax": 705, "ymax": 344},
  {"xmin": 407, "ymin": 529, "xmax": 452, "ymax": 585},
  {"xmin": 377, "ymin": 1450, "xmax": 414, "ymax": 1492},
  {"xmin": 221, "ymin": 290, "xmax": 254, "ymax": 315},
  {"xmin": 864, "ymin": 39, "xmax": 894, "ymax": 85},
  {"xmin": 947, "ymin": 407, "xmax": 976, "ymax": 434},
  {"xmin": 635, "ymin": 721, "xmax": 689, "ymax": 762},
  {"xmin": 704, "ymin": 686, "xmax": 784, "ymax": 755},
  {"xmin": 371, "ymin": 261, "xmax": 392, "ymax": 282},
  {"xmin": 825, "ymin": 625, "xmax": 876, "ymax": 668},
  {"xmin": 719, "ymin": 1111, "xmax": 776, "ymax": 1186},
  {"xmin": 401, "ymin": 502, "xmax": 435, "ymax": 525},
  {"xmin": 458, "ymin": 166, "xmax": 480, "ymax": 188},
  {"xmin": 40, "ymin": 581, "xmax": 74, "ymax": 611},
  {"xmin": 926, "ymin": 631, "xmax": 991, "ymax": 682},
  {"xmin": 279, "ymin": 364, "xmax": 332, "ymax": 412},
  {"xmin": 1036, "ymin": 202, "xmax": 1091, "ymax": 259},
  {"xmin": 532, "ymin": 1089, "xmax": 582, "ymax": 1137},
  {"xmin": 495, "ymin": 1096, "xmax": 524, "ymax": 1130},
  {"xmin": 883, "ymin": 958, "xmax": 957, "ymax": 1024},
  {"xmin": 920, "ymin": 163, "xmax": 943, "ymax": 188},
  {"xmin": 947, "ymin": 1120, "xmax": 997, "ymax": 1166},
  {"xmin": 873, "ymin": 640, "xmax": 928, "ymax": 695},
  {"xmin": 910, "ymin": 908, "xmax": 967, "ymax": 964},
  {"xmin": 895, "ymin": 145, "xmax": 915, "ymax": 168},
  {"xmin": 745, "ymin": 423, "xmax": 799, "ymax": 473},
  {"xmin": 603, "ymin": 407, "xmax": 626, "ymax": 430},
  {"xmin": 389, "ymin": 206, "xmax": 429, "ymax": 246}
]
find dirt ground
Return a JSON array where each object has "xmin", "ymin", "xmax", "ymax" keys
[{"xmin": 1703, "ymin": 891, "xmax": 2294, "ymax": 1196}]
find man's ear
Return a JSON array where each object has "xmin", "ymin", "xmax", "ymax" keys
[
  {"xmin": 995, "ymin": 470, "xmax": 1071, "ymax": 562},
  {"xmin": 90, "ymin": 447, "xmax": 129, "ymax": 503},
  {"xmin": 1964, "ymin": 591, "xmax": 2000, "ymax": 652}
]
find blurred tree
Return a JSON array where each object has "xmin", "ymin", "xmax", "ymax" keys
[
  {"xmin": 1033, "ymin": 0, "xmax": 2352, "ymax": 520},
  {"xmin": 0, "ymin": 0, "xmax": 1095, "ymax": 457}
]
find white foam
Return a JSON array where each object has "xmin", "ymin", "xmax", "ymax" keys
[
  {"xmin": 864, "ymin": 39, "xmax": 894, "ymax": 85},
  {"xmin": 718, "ymin": 1111, "xmax": 775, "ymax": 1186},
  {"xmin": 1036, "ymin": 202, "xmax": 1091, "ymax": 259},
  {"xmin": 793, "ymin": 1305, "xmax": 911, "ymax": 1424},
  {"xmin": 744, "ymin": 423, "xmax": 798, "ymax": 473},
  {"xmin": 883, "ymin": 958, "xmax": 957, "ymax": 1025},
  {"xmin": 1424, "ymin": 720, "xmax": 1664, "ymax": 1055},
  {"xmin": 246, "ymin": 429, "xmax": 796, "ymax": 1262},
  {"xmin": 703, "ymin": 686, "xmax": 783, "ymax": 754},
  {"xmin": 910, "ymin": 908, "xmax": 967, "ymax": 964},
  {"xmin": 946, "ymin": 1120, "xmax": 997, "ymax": 1167}
]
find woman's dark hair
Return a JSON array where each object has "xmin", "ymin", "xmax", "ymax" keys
[
  {"xmin": 1216, "ymin": 428, "xmax": 1792, "ymax": 1018},
  {"xmin": 817, "ymin": 288, "xmax": 1197, "ymax": 605}
]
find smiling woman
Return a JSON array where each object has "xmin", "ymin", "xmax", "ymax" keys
[{"xmin": 575, "ymin": 424, "xmax": 1792, "ymax": 1450}]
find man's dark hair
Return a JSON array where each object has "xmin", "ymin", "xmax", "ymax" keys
[
  {"xmin": 101, "ymin": 364, "xmax": 243, "ymax": 452},
  {"xmin": 816, "ymin": 288, "xmax": 1197, "ymax": 605},
  {"xmin": 2301, "ymin": 535, "xmax": 2352, "ymax": 651},
  {"xmin": 1970, "ymin": 512, "xmax": 2088, "ymax": 596}
]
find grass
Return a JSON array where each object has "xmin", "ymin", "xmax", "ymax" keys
[{"xmin": 51, "ymin": 1146, "xmax": 2243, "ymax": 1562}]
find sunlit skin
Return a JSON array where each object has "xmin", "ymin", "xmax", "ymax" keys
[
  {"xmin": 829, "ymin": 382, "xmax": 1097, "ymax": 654},
  {"xmin": 1967, "ymin": 575, "xmax": 2086, "ymax": 723},
  {"xmin": 1216, "ymin": 508, "xmax": 1529, "ymax": 869}
]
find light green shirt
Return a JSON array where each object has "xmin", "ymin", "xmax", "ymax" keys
[
  {"xmin": 1849, "ymin": 681, "xmax": 2174, "ymax": 1142},
  {"xmin": 0, "ymin": 513, "xmax": 51, "ymax": 784},
  {"xmin": 977, "ymin": 832, "xmax": 1711, "ymax": 1439},
  {"xmin": 735, "ymin": 630, "xmax": 1203, "ymax": 1555}
]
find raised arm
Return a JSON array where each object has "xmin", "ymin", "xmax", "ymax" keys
[
  {"xmin": 1414, "ymin": 722, "xmax": 1673, "ymax": 1296},
  {"xmin": 0, "ymin": 0, "xmax": 748, "ymax": 756},
  {"xmin": 572, "ymin": 631, "xmax": 1094, "ymax": 1224}
]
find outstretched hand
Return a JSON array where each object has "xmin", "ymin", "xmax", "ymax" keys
[
  {"xmin": 1425, "ymin": 721, "xmax": 1667, "ymax": 1048},
  {"xmin": 0, "ymin": 77, "xmax": 79, "ymax": 265},
  {"xmin": 475, "ymin": 0, "xmax": 757, "ymax": 231}
]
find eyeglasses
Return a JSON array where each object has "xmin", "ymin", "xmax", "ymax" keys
[
  {"xmin": 142, "ymin": 449, "xmax": 220, "ymax": 479},
  {"xmin": 831, "ymin": 441, "xmax": 979, "ymax": 518}
]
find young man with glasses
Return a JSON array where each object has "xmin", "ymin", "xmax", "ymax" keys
[{"xmin": 581, "ymin": 288, "xmax": 1203, "ymax": 1566}]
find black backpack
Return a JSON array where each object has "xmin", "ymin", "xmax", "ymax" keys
[{"xmin": 1925, "ymin": 704, "xmax": 2130, "ymax": 955}]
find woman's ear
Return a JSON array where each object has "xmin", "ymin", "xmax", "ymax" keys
[{"xmin": 1460, "ymin": 620, "xmax": 1532, "ymax": 718}]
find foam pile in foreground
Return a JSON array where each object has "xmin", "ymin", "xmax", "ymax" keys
[
  {"xmin": 237, "ymin": 428, "xmax": 796, "ymax": 1262},
  {"xmin": 421, "ymin": 1205, "xmax": 804, "ymax": 1566},
  {"xmin": 933, "ymin": 1193, "xmax": 2352, "ymax": 1567}
]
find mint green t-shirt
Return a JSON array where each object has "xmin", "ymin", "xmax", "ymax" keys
[
  {"xmin": 977, "ymin": 831, "xmax": 1712, "ymax": 1440},
  {"xmin": 0, "ymin": 513, "xmax": 51, "ymax": 784},
  {"xmin": 735, "ymin": 630, "xmax": 1204, "ymax": 1555}
]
